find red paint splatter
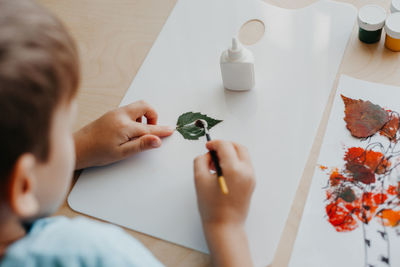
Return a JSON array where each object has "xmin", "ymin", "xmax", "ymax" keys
[
  {"xmin": 324, "ymin": 147, "xmax": 396, "ymax": 232},
  {"xmin": 325, "ymin": 188, "xmax": 395, "ymax": 232},
  {"xmin": 387, "ymin": 185, "xmax": 398, "ymax": 195},
  {"xmin": 373, "ymin": 193, "xmax": 388, "ymax": 204},
  {"xmin": 326, "ymin": 200, "xmax": 359, "ymax": 232},
  {"xmin": 344, "ymin": 147, "xmax": 390, "ymax": 175}
]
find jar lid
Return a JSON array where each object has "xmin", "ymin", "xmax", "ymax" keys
[
  {"xmin": 358, "ymin": 5, "xmax": 387, "ymax": 31},
  {"xmin": 391, "ymin": 0, "xmax": 400, "ymax": 13},
  {"xmin": 385, "ymin": 12, "xmax": 400, "ymax": 39}
]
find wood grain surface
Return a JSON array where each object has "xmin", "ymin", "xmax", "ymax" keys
[{"xmin": 36, "ymin": 0, "xmax": 400, "ymax": 266}]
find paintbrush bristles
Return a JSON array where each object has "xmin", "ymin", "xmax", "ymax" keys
[
  {"xmin": 195, "ymin": 119, "xmax": 207, "ymax": 129},
  {"xmin": 195, "ymin": 119, "xmax": 209, "ymax": 134}
]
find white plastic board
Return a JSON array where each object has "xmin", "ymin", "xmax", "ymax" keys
[{"xmin": 68, "ymin": 0, "xmax": 356, "ymax": 266}]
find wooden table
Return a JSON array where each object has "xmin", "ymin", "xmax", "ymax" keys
[{"xmin": 37, "ymin": 0, "xmax": 400, "ymax": 266}]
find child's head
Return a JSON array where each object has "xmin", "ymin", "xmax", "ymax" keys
[{"xmin": 0, "ymin": 0, "xmax": 79, "ymax": 222}]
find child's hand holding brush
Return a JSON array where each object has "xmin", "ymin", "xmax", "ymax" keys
[{"xmin": 194, "ymin": 140, "xmax": 255, "ymax": 267}]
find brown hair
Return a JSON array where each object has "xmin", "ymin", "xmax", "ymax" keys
[{"xmin": 0, "ymin": 0, "xmax": 80, "ymax": 186}]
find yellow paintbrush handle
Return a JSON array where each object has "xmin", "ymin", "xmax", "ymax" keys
[{"xmin": 218, "ymin": 176, "xmax": 229, "ymax": 195}]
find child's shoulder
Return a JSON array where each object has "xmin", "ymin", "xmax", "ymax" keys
[{"xmin": 0, "ymin": 216, "xmax": 163, "ymax": 267}]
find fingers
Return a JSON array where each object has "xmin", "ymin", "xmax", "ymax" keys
[
  {"xmin": 123, "ymin": 100, "xmax": 158, "ymax": 124},
  {"xmin": 144, "ymin": 124, "xmax": 175, "ymax": 137},
  {"xmin": 206, "ymin": 140, "xmax": 250, "ymax": 162},
  {"xmin": 194, "ymin": 153, "xmax": 213, "ymax": 181},
  {"xmin": 232, "ymin": 142, "xmax": 251, "ymax": 162},
  {"xmin": 206, "ymin": 140, "xmax": 238, "ymax": 167},
  {"xmin": 129, "ymin": 123, "xmax": 174, "ymax": 138},
  {"xmin": 120, "ymin": 135, "xmax": 161, "ymax": 156}
]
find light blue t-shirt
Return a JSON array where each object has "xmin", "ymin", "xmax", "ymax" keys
[{"xmin": 0, "ymin": 216, "xmax": 164, "ymax": 267}]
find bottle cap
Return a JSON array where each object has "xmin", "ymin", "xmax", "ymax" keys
[
  {"xmin": 358, "ymin": 5, "xmax": 387, "ymax": 31},
  {"xmin": 228, "ymin": 37, "xmax": 243, "ymax": 60},
  {"xmin": 391, "ymin": 0, "xmax": 400, "ymax": 13},
  {"xmin": 385, "ymin": 12, "xmax": 400, "ymax": 39}
]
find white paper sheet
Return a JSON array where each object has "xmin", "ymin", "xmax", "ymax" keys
[
  {"xmin": 290, "ymin": 75, "xmax": 400, "ymax": 267},
  {"xmin": 68, "ymin": 0, "xmax": 356, "ymax": 266}
]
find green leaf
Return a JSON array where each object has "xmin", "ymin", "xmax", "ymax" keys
[{"xmin": 176, "ymin": 112, "xmax": 222, "ymax": 140}]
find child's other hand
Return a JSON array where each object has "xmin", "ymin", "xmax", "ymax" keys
[
  {"xmin": 194, "ymin": 140, "xmax": 255, "ymax": 267},
  {"xmin": 194, "ymin": 140, "xmax": 255, "ymax": 227},
  {"xmin": 74, "ymin": 101, "xmax": 174, "ymax": 170}
]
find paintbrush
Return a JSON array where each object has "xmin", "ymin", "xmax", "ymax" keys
[{"xmin": 195, "ymin": 119, "xmax": 229, "ymax": 195}]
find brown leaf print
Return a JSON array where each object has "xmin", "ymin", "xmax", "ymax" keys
[{"xmin": 341, "ymin": 95, "xmax": 389, "ymax": 138}]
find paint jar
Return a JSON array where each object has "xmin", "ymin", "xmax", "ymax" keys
[
  {"xmin": 385, "ymin": 12, "xmax": 400, "ymax": 51},
  {"xmin": 358, "ymin": 5, "xmax": 387, "ymax": 44},
  {"xmin": 391, "ymin": 0, "xmax": 400, "ymax": 13}
]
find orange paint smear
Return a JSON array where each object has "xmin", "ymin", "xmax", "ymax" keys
[
  {"xmin": 379, "ymin": 210, "xmax": 400, "ymax": 227},
  {"xmin": 387, "ymin": 185, "xmax": 399, "ymax": 195},
  {"xmin": 344, "ymin": 147, "xmax": 390, "ymax": 174},
  {"xmin": 324, "ymin": 145, "xmax": 400, "ymax": 232},
  {"xmin": 329, "ymin": 168, "xmax": 350, "ymax": 186},
  {"xmin": 319, "ymin": 165, "xmax": 328, "ymax": 171},
  {"xmin": 325, "ymin": 188, "xmax": 396, "ymax": 231}
]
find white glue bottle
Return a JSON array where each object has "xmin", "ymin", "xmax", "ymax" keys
[{"xmin": 220, "ymin": 37, "xmax": 255, "ymax": 91}]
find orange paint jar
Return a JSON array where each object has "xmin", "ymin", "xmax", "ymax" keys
[{"xmin": 385, "ymin": 12, "xmax": 400, "ymax": 51}]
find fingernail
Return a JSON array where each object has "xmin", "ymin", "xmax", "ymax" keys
[
  {"xmin": 168, "ymin": 126, "xmax": 175, "ymax": 132},
  {"xmin": 151, "ymin": 139, "xmax": 161, "ymax": 147}
]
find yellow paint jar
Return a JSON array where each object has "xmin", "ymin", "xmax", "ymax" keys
[{"xmin": 385, "ymin": 12, "xmax": 400, "ymax": 51}]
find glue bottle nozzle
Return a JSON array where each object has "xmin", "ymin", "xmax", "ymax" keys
[
  {"xmin": 232, "ymin": 37, "xmax": 239, "ymax": 50},
  {"xmin": 228, "ymin": 37, "xmax": 243, "ymax": 60}
]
